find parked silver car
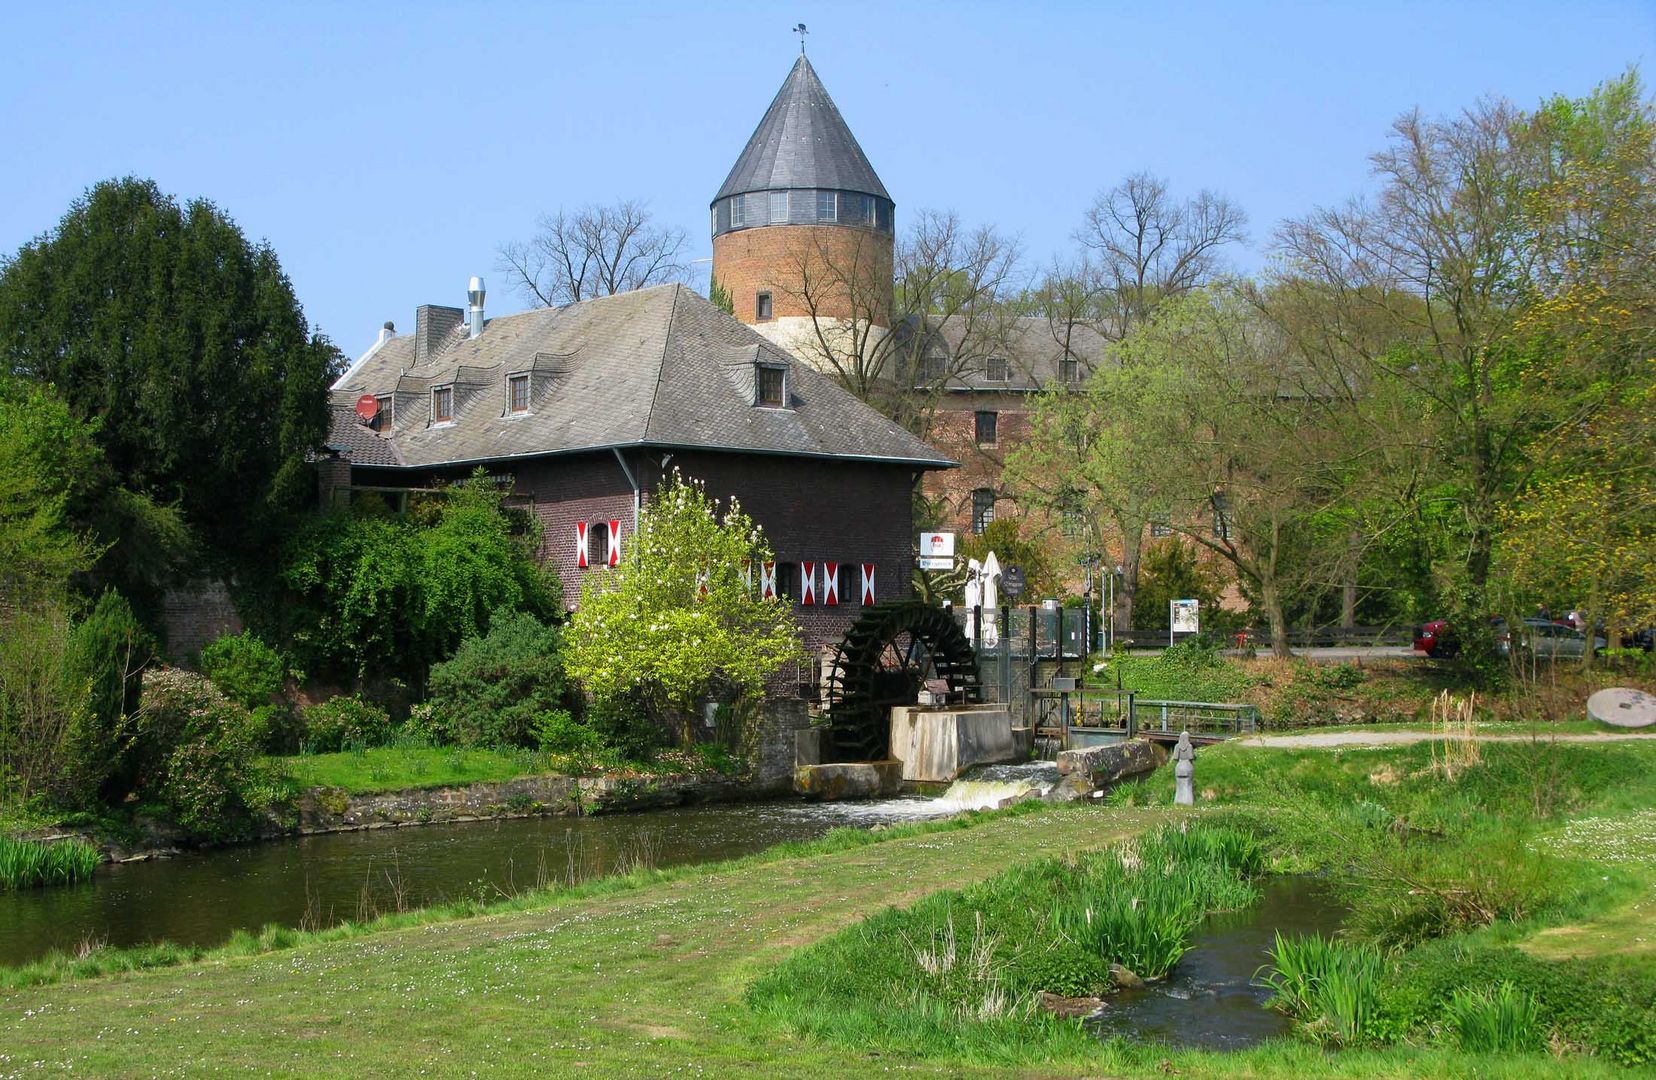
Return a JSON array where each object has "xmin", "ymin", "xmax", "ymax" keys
[{"xmin": 1497, "ymin": 618, "xmax": 1606, "ymax": 659}]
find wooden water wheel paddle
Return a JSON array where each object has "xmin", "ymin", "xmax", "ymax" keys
[{"xmin": 821, "ymin": 600, "xmax": 982, "ymax": 761}]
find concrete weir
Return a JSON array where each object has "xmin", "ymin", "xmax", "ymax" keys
[{"xmin": 888, "ymin": 704, "xmax": 1025, "ymax": 783}]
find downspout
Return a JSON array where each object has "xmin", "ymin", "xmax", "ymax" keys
[{"xmin": 613, "ymin": 448, "xmax": 640, "ymax": 532}]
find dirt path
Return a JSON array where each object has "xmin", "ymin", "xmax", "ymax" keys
[{"xmin": 1236, "ymin": 730, "xmax": 1654, "ymax": 749}]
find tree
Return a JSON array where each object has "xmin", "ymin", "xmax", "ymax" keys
[
  {"xmin": 0, "ymin": 178, "xmax": 337, "ymax": 581},
  {"xmin": 784, "ymin": 210, "xmax": 1022, "ymax": 436},
  {"xmin": 0, "ymin": 377, "xmax": 104, "ymax": 602},
  {"xmin": 1010, "ymin": 175, "xmax": 1246, "ymax": 632},
  {"xmin": 497, "ymin": 199, "xmax": 687, "ymax": 307},
  {"xmin": 1275, "ymin": 72, "xmax": 1656, "ymax": 670},
  {"xmin": 566, "ymin": 473, "xmax": 805, "ymax": 743},
  {"xmin": 279, "ymin": 474, "xmax": 562, "ymax": 681}
]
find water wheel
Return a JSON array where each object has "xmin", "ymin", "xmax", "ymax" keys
[{"xmin": 821, "ymin": 600, "xmax": 982, "ymax": 761}]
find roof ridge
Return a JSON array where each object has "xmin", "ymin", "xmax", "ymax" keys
[{"xmin": 642, "ymin": 283, "xmax": 682, "ymax": 442}]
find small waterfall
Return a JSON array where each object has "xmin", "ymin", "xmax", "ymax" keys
[
  {"xmin": 932, "ymin": 762, "xmax": 1060, "ymax": 812},
  {"xmin": 1033, "ymin": 735, "xmax": 1064, "ymax": 761}
]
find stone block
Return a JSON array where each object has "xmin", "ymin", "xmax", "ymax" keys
[
  {"xmin": 794, "ymin": 726, "xmax": 825, "ymax": 767},
  {"xmin": 793, "ymin": 761, "xmax": 903, "ymax": 801},
  {"xmin": 1054, "ymin": 738, "xmax": 1163, "ymax": 785}
]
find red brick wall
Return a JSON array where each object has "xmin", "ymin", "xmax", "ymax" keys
[
  {"xmin": 713, "ymin": 225, "xmax": 893, "ymax": 328},
  {"xmin": 922, "ymin": 392, "xmax": 1035, "ymax": 536}
]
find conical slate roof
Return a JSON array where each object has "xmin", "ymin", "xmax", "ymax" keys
[{"xmin": 713, "ymin": 55, "xmax": 890, "ymax": 204}]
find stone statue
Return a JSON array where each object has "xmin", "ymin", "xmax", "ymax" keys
[{"xmin": 1173, "ymin": 731, "xmax": 1196, "ymax": 806}]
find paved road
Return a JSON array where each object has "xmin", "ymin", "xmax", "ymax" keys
[{"xmin": 1237, "ymin": 730, "xmax": 1655, "ymax": 749}]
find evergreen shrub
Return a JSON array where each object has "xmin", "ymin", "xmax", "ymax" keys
[
  {"xmin": 199, "ymin": 632, "xmax": 286, "ymax": 710},
  {"xmin": 301, "ymin": 696, "xmax": 392, "ymax": 753},
  {"xmin": 427, "ymin": 611, "xmax": 569, "ymax": 748}
]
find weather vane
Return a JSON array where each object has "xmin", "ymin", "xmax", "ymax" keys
[{"xmin": 793, "ymin": 23, "xmax": 808, "ymax": 53}]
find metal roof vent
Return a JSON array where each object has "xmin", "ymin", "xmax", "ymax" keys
[{"xmin": 467, "ymin": 277, "xmax": 486, "ymax": 339}]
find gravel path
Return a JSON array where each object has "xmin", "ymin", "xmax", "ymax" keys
[{"xmin": 1237, "ymin": 730, "xmax": 1655, "ymax": 748}]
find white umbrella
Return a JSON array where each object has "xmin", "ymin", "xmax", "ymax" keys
[{"xmin": 981, "ymin": 552, "xmax": 1001, "ymax": 647}]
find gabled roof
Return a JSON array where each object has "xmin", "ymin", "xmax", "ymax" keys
[
  {"xmin": 329, "ymin": 284, "xmax": 952, "ymax": 471},
  {"xmin": 714, "ymin": 55, "xmax": 890, "ymax": 203}
]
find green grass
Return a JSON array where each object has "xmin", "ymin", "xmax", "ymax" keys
[
  {"xmin": 0, "ymin": 835, "xmax": 100, "ymax": 890},
  {"xmin": 277, "ymin": 745, "xmax": 552, "ymax": 793},
  {"xmin": 1260, "ymin": 933, "xmax": 1386, "ymax": 1047}
]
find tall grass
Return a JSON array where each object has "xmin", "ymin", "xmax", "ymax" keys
[
  {"xmin": 749, "ymin": 821, "xmax": 1265, "ymax": 1053},
  {"xmin": 1449, "ymin": 981, "xmax": 1544, "ymax": 1053},
  {"xmin": 0, "ymin": 836, "xmax": 100, "ymax": 890},
  {"xmin": 1259, "ymin": 931, "xmax": 1385, "ymax": 1046}
]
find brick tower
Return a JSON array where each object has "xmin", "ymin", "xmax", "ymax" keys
[{"xmin": 711, "ymin": 54, "xmax": 894, "ymax": 357}]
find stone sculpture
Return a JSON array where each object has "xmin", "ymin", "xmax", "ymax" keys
[{"xmin": 1173, "ymin": 730, "xmax": 1196, "ymax": 806}]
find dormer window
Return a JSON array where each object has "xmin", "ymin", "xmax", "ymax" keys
[
  {"xmin": 508, "ymin": 373, "xmax": 530, "ymax": 414},
  {"xmin": 756, "ymin": 364, "xmax": 786, "ymax": 408},
  {"xmin": 1061, "ymin": 358, "xmax": 1080, "ymax": 383},
  {"xmin": 985, "ymin": 357, "xmax": 1008, "ymax": 382},
  {"xmin": 373, "ymin": 395, "xmax": 393, "ymax": 432},
  {"xmin": 432, "ymin": 385, "xmax": 454, "ymax": 424}
]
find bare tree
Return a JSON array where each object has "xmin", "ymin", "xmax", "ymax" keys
[
  {"xmin": 784, "ymin": 209, "xmax": 1022, "ymax": 437},
  {"xmin": 498, "ymin": 199, "xmax": 687, "ymax": 307},
  {"xmin": 1010, "ymin": 176, "xmax": 1246, "ymax": 632},
  {"xmin": 1077, "ymin": 172, "xmax": 1248, "ymax": 339}
]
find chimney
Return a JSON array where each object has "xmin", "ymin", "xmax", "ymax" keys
[
  {"xmin": 414, "ymin": 304, "xmax": 464, "ymax": 366},
  {"xmin": 467, "ymin": 276, "xmax": 486, "ymax": 339},
  {"xmin": 376, "ymin": 321, "xmax": 395, "ymax": 347}
]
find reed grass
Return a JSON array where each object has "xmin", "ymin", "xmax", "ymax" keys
[
  {"xmin": 1448, "ymin": 981, "xmax": 1545, "ymax": 1053},
  {"xmin": 0, "ymin": 835, "xmax": 100, "ymax": 890},
  {"xmin": 1259, "ymin": 932, "xmax": 1386, "ymax": 1046}
]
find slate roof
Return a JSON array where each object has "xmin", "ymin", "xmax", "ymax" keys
[
  {"xmin": 328, "ymin": 284, "xmax": 953, "ymax": 471},
  {"xmin": 901, "ymin": 316, "xmax": 1112, "ymax": 392},
  {"xmin": 714, "ymin": 55, "xmax": 890, "ymax": 203}
]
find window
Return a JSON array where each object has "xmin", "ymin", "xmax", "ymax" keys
[
  {"xmin": 775, "ymin": 561, "xmax": 800, "ymax": 601},
  {"xmin": 372, "ymin": 395, "xmax": 393, "ymax": 432},
  {"xmin": 508, "ymin": 374, "xmax": 529, "ymax": 414},
  {"xmin": 729, "ymin": 195, "xmax": 746, "ymax": 228},
  {"xmin": 1060, "ymin": 358, "xmax": 1079, "ymax": 383},
  {"xmin": 1150, "ymin": 522, "xmax": 1173, "ymax": 539},
  {"xmin": 985, "ymin": 357, "xmax": 1008, "ymax": 382},
  {"xmin": 1212, "ymin": 492, "xmax": 1232, "ymax": 541},
  {"xmin": 755, "ymin": 291, "xmax": 774, "ymax": 321},
  {"xmin": 588, "ymin": 521, "xmax": 609, "ymax": 569},
  {"xmin": 918, "ymin": 352, "xmax": 947, "ymax": 385},
  {"xmin": 769, "ymin": 191, "xmax": 789, "ymax": 224},
  {"xmin": 432, "ymin": 385, "xmax": 453, "ymax": 423},
  {"xmin": 974, "ymin": 410, "xmax": 998, "ymax": 446},
  {"xmin": 971, "ymin": 489, "xmax": 996, "ymax": 534},
  {"xmin": 756, "ymin": 364, "xmax": 785, "ymax": 407},
  {"xmin": 711, "ymin": 207, "xmax": 718, "ymax": 234},
  {"xmin": 816, "ymin": 190, "xmax": 837, "ymax": 222}
]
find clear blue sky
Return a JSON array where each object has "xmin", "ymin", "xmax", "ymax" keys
[{"xmin": 3, "ymin": 1, "xmax": 1650, "ymax": 359}]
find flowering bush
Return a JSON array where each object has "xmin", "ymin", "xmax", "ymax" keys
[{"xmin": 566, "ymin": 473, "xmax": 804, "ymax": 744}]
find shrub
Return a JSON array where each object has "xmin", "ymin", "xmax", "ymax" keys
[
  {"xmin": 301, "ymin": 696, "xmax": 392, "ymax": 753},
  {"xmin": 132, "ymin": 667, "xmax": 263, "ymax": 842},
  {"xmin": 199, "ymin": 631, "xmax": 286, "ymax": 710},
  {"xmin": 62, "ymin": 590, "xmax": 153, "ymax": 803},
  {"xmin": 586, "ymin": 694, "xmax": 663, "ymax": 762},
  {"xmin": 427, "ymin": 611, "xmax": 569, "ymax": 748}
]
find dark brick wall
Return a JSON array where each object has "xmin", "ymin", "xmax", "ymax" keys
[
  {"xmin": 160, "ymin": 578, "xmax": 242, "ymax": 661},
  {"xmin": 372, "ymin": 448, "xmax": 919, "ymax": 656}
]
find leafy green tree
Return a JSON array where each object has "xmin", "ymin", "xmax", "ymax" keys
[
  {"xmin": 0, "ymin": 378, "xmax": 104, "ymax": 599},
  {"xmin": 959, "ymin": 519, "xmax": 1063, "ymax": 601},
  {"xmin": 1133, "ymin": 537, "xmax": 1228, "ymax": 632},
  {"xmin": 0, "ymin": 178, "xmax": 338, "ymax": 579},
  {"xmin": 708, "ymin": 274, "xmax": 734, "ymax": 315},
  {"xmin": 566, "ymin": 473, "xmax": 805, "ymax": 743},
  {"xmin": 279, "ymin": 474, "xmax": 561, "ymax": 681}
]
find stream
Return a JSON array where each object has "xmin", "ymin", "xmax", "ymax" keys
[{"xmin": 1, "ymin": 798, "xmax": 958, "ymax": 967}]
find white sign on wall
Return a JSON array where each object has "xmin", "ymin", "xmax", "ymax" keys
[
  {"xmin": 1171, "ymin": 599, "xmax": 1200, "ymax": 635},
  {"xmin": 920, "ymin": 532, "xmax": 956, "ymax": 557}
]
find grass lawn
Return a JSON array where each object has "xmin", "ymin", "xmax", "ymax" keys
[{"xmin": 276, "ymin": 745, "xmax": 553, "ymax": 794}]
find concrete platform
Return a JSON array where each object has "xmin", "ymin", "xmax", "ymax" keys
[{"xmin": 889, "ymin": 705, "xmax": 1020, "ymax": 783}]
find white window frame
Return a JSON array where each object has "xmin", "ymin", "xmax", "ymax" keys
[
  {"xmin": 730, "ymin": 196, "xmax": 746, "ymax": 228},
  {"xmin": 432, "ymin": 385, "xmax": 454, "ymax": 424},
  {"xmin": 374, "ymin": 394, "xmax": 393, "ymax": 431},
  {"xmin": 817, "ymin": 190, "xmax": 837, "ymax": 222},
  {"xmin": 769, "ymin": 191, "xmax": 789, "ymax": 224}
]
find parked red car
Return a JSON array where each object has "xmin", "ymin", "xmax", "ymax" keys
[{"xmin": 1414, "ymin": 620, "xmax": 1457, "ymax": 658}]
